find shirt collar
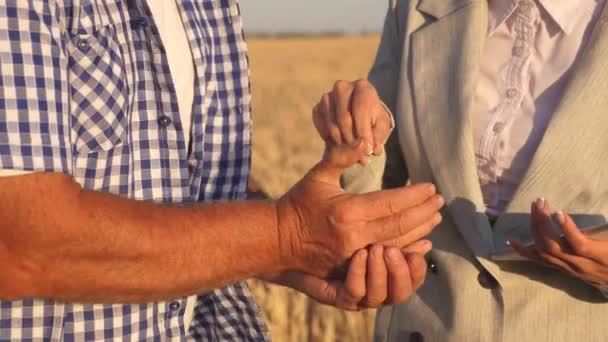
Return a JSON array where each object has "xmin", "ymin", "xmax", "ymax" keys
[{"xmin": 488, "ymin": 0, "xmax": 600, "ymax": 35}]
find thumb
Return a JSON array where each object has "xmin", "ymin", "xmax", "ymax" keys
[{"xmin": 311, "ymin": 140, "xmax": 368, "ymax": 184}]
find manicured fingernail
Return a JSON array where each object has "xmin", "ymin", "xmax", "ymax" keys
[
  {"xmin": 365, "ymin": 141, "xmax": 374, "ymax": 155},
  {"xmin": 556, "ymin": 211, "xmax": 566, "ymax": 224},
  {"xmin": 427, "ymin": 184, "xmax": 436, "ymax": 193},
  {"xmin": 535, "ymin": 198, "xmax": 544, "ymax": 207}
]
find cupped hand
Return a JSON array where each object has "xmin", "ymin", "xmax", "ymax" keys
[{"xmin": 510, "ymin": 198, "xmax": 608, "ymax": 286}]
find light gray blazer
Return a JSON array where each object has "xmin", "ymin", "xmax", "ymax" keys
[{"xmin": 342, "ymin": 0, "xmax": 608, "ymax": 341}]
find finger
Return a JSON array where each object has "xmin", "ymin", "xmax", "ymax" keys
[
  {"xmin": 351, "ymin": 183, "xmax": 437, "ymax": 221},
  {"xmin": 556, "ymin": 211, "xmax": 602, "ymax": 261},
  {"xmin": 332, "ymin": 81, "xmax": 356, "ymax": 145},
  {"xmin": 383, "ymin": 216, "xmax": 441, "ymax": 249},
  {"xmin": 384, "ymin": 247, "xmax": 414, "ymax": 304},
  {"xmin": 530, "ymin": 199, "xmax": 561, "ymax": 254},
  {"xmin": 336, "ymin": 249, "xmax": 368, "ymax": 310},
  {"xmin": 399, "ymin": 239, "xmax": 433, "ymax": 255},
  {"xmin": 312, "ymin": 104, "xmax": 331, "ymax": 143},
  {"xmin": 404, "ymin": 252, "xmax": 428, "ymax": 290},
  {"xmin": 511, "ymin": 238, "xmax": 600, "ymax": 282},
  {"xmin": 361, "ymin": 245, "xmax": 388, "ymax": 307},
  {"xmin": 351, "ymin": 80, "xmax": 376, "ymax": 154},
  {"xmin": 529, "ymin": 200, "xmax": 595, "ymax": 272},
  {"xmin": 372, "ymin": 113, "xmax": 392, "ymax": 155},
  {"xmin": 311, "ymin": 141, "xmax": 368, "ymax": 184},
  {"xmin": 508, "ymin": 240, "xmax": 562, "ymax": 270},
  {"xmin": 365, "ymin": 195, "xmax": 444, "ymax": 243},
  {"xmin": 320, "ymin": 93, "xmax": 342, "ymax": 145}
]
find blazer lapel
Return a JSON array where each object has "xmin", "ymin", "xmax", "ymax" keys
[
  {"xmin": 495, "ymin": 5, "xmax": 608, "ymax": 242},
  {"xmin": 410, "ymin": 0, "xmax": 493, "ymax": 255}
]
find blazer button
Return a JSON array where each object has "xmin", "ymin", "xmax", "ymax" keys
[
  {"xmin": 478, "ymin": 270, "xmax": 499, "ymax": 290},
  {"xmin": 410, "ymin": 332, "xmax": 424, "ymax": 342},
  {"xmin": 427, "ymin": 257, "xmax": 438, "ymax": 275}
]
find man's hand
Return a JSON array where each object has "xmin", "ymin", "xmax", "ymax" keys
[
  {"xmin": 276, "ymin": 141, "xmax": 443, "ymax": 279},
  {"xmin": 313, "ymin": 80, "xmax": 392, "ymax": 164},
  {"xmin": 265, "ymin": 240, "xmax": 432, "ymax": 311},
  {"xmin": 510, "ymin": 198, "xmax": 608, "ymax": 286}
]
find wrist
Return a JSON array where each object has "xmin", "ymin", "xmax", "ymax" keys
[{"xmin": 274, "ymin": 196, "xmax": 304, "ymax": 273}]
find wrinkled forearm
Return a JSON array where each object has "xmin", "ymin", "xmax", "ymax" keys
[{"xmin": 0, "ymin": 173, "xmax": 285, "ymax": 303}]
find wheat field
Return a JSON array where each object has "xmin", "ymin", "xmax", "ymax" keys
[{"xmin": 246, "ymin": 35, "xmax": 382, "ymax": 342}]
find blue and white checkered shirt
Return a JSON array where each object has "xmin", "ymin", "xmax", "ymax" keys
[{"xmin": 0, "ymin": 0, "xmax": 269, "ymax": 340}]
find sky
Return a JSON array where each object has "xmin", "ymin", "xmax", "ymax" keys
[{"xmin": 238, "ymin": 0, "xmax": 386, "ymax": 34}]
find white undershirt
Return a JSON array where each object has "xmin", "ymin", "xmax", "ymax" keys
[
  {"xmin": 0, "ymin": 0, "xmax": 198, "ymax": 331},
  {"xmin": 147, "ymin": 0, "xmax": 197, "ymax": 330}
]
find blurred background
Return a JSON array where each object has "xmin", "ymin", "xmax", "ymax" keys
[{"xmin": 240, "ymin": 1, "xmax": 386, "ymax": 341}]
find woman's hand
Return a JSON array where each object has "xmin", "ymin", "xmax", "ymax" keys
[
  {"xmin": 510, "ymin": 198, "xmax": 608, "ymax": 286},
  {"xmin": 313, "ymin": 80, "xmax": 393, "ymax": 165}
]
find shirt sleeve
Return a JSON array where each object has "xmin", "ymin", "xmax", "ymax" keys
[{"xmin": 0, "ymin": 2, "xmax": 72, "ymax": 173}]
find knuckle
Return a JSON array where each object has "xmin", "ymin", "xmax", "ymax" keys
[
  {"xmin": 328, "ymin": 126, "xmax": 342, "ymax": 141},
  {"xmin": 572, "ymin": 242, "xmax": 589, "ymax": 255},
  {"xmin": 538, "ymin": 251, "xmax": 555, "ymax": 264},
  {"xmin": 545, "ymin": 241, "xmax": 562, "ymax": 255},
  {"xmin": 355, "ymin": 79, "xmax": 371, "ymax": 89},
  {"xmin": 330, "ymin": 204, "xmax": 354, "ymax": 224},
  {"xmin": 337, "ymin": 112, "xmax": 353, "ymax": 126},
  {"xmin": 333, "ymin": 80, "xmax": 351, "ymax": 92}
]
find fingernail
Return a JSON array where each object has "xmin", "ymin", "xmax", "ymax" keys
[
  {"xmin": 433, "ymin": 213, "xmax": 443, "ymax": 225},
  {"xmin": 556, "ymin": 211, "xmax": 566, "ymax": 224},
  {"xmin": 352, "ymin": 138, "xmax": 362, "ymax": 147},
  {"xmin": 435, "ymin": 195, "xmax": 445, "ymax": 207},
  {"xmin": 421, "ymin": 240, "xmax": 433, "ymax": 253},
  {"xmin": 360, "ymin": 156, "xmax": 370, "ymax": 166},
  {"xmin": 535, "ymin": 198, "xmax": 544, "ymax": 208},
  {"xmin": 427, "ymin": 184, "xmax": 436, "ymax": 194},
  {"xmin": 365, "ymin": 141, "xmax": 374, "ymax": 156}
]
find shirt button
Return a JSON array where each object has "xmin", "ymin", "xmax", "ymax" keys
[
  {"xmin": 77, "ymin": 39, "xmax": 91, "ymax": 53},
  {"xmin": 478, "ymin": 270, "xmax": 499, "ymax": 290},
  {"xmin": 506, "ymin": 88, "xmax": 518, "ymax": 99},
  {"xmin": 492, "ymin": 122, "xmax": 505, "ymax": 134},
  {"xmin": 130, "ymin": 17, "xmax": 148, "ymax": 30},
  {"xmin": 158, "ymin": 115, "xmax": 173, "ymax": 127},
  {"xmin": 169, "ymin": 301, "xmax": 181, "ymax": 311}
]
